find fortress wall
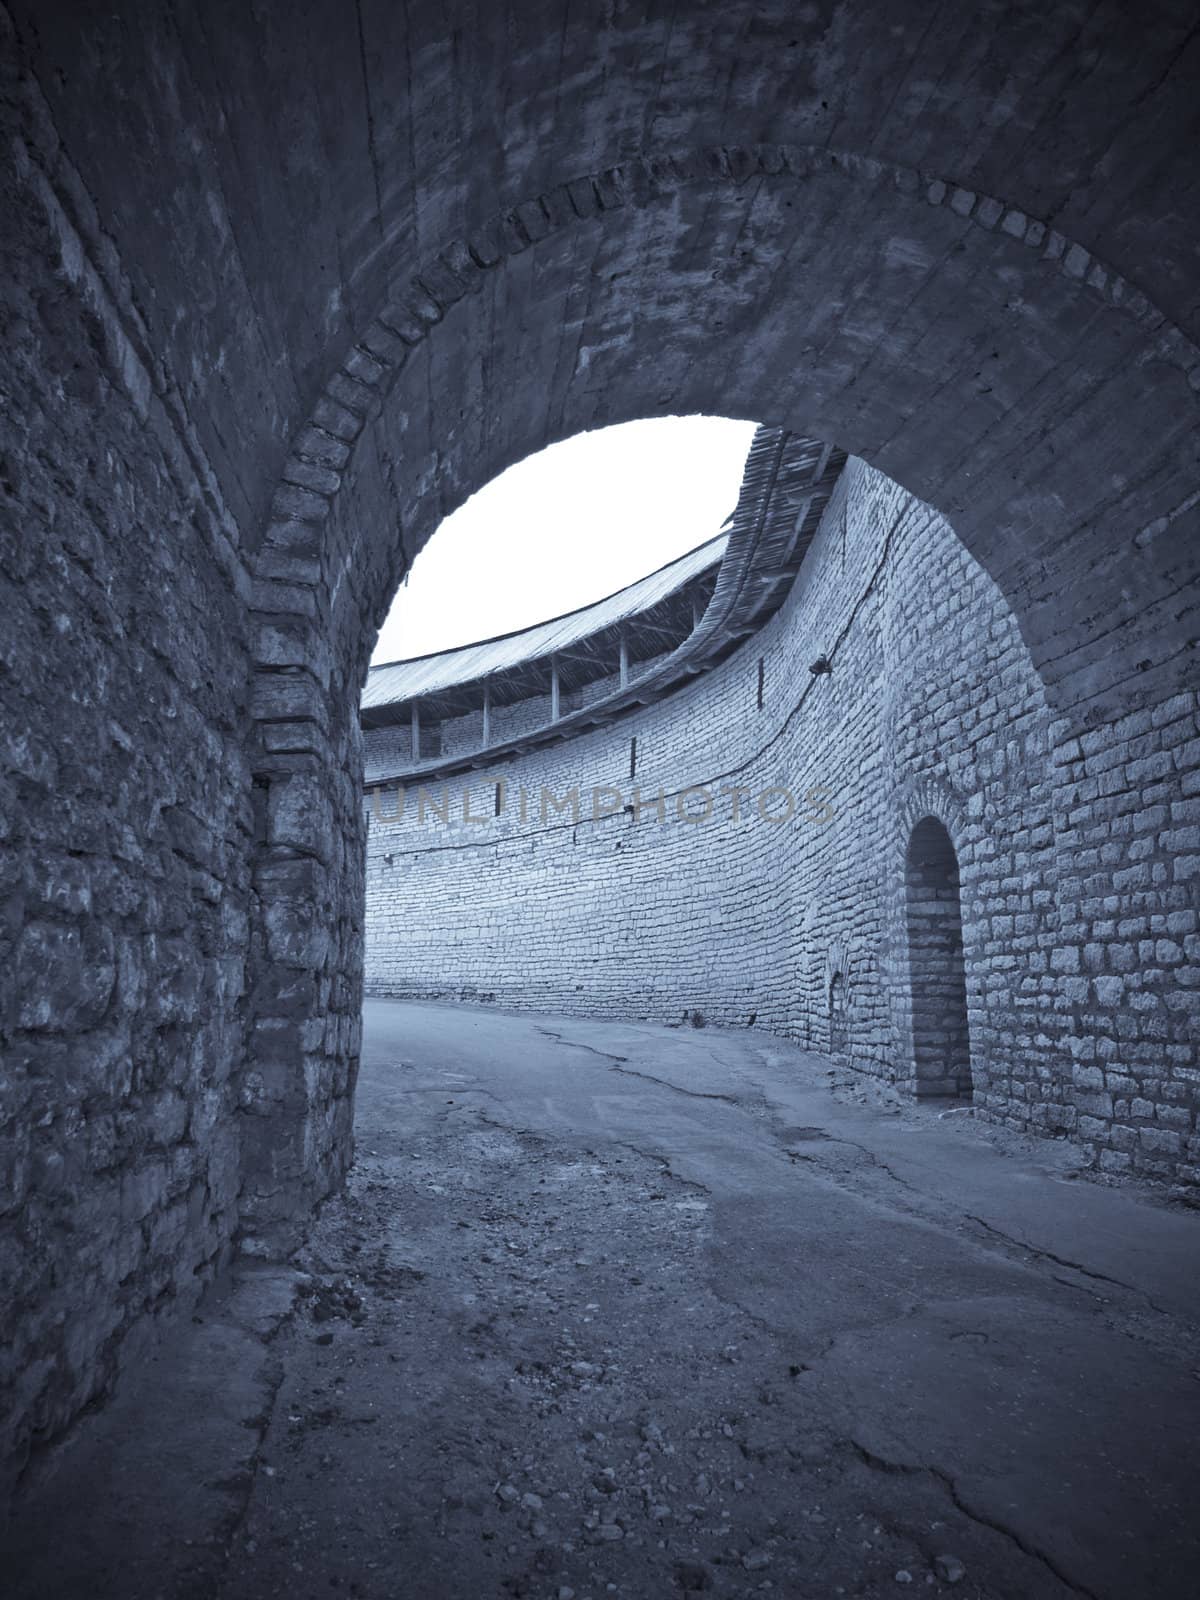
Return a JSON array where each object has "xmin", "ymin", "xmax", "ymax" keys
[
  {"xmin": 363, "ymin": 460, "xmax": 1198, "ymax": 1185},
  {"xmin": 364, "ymin": 469, "xmax": 1044, "ymax": 1092}
]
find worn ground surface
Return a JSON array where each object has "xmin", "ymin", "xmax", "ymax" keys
[{"xmin": 5, "ymin": 999, "xmax": 1199, "ymax": 1600}]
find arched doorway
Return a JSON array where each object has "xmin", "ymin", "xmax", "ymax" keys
[{"xmin": 905, "ymin": 818, "xmax": 972, "ymax": 1099}]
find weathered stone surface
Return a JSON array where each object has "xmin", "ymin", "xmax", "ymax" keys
[
  {"xmin": 0, "ymin": 55, "xmax": 254, "ymax": 1496},
  {"xmin": 2, "ymin": 0, "xmax": 1198, "ymax": 1511}
]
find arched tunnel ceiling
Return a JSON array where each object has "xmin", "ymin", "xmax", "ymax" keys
[
  {"xmin": 316, "ymin": 156, "xmax": 1198, "ymax": 722},
  {"xmin": 11, "ymin": 1, "xmax": 1199, "ymax": 519},
  {"xmin": 8, "ymin": 0, "xmax": 1199, "ymax": 724}
]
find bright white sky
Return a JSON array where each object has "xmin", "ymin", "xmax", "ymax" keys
[{"xmin": 370, "ymin": 416, "xmax": 758, "ymax": 664}]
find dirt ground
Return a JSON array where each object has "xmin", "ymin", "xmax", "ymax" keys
[
  {"xmin": 232, "ymin": 1108, "xmax": 999, "ymax": 1598},
  {"xmin": 6, "ymin": 1001, "xmax": 1199, "ymax": 1600}
]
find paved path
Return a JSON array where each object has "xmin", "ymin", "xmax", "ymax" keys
[{"xmin": 6, "ymin": 1001, "xmax": 1199, "ymax": 1599}]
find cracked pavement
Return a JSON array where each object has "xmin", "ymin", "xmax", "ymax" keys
[{"xmin": 6, "ymin": 1000, "xmax": 1199, "ymax": 1599}]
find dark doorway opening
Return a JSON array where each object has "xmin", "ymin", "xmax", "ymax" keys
[{"xmin": 905, "ymin": 817, "xmax": 972, "ymax": 1098}]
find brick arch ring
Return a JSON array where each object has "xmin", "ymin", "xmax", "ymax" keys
[
  {"xmin": 246, "ymin": 139, "xmax": 1200, "ymax": 776},
  {"xmin": 896, "ymin": 778, "xmax": 971, "ymax": 872}
]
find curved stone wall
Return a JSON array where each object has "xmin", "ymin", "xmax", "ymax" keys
[{"xmin": 365, "ymin": 459, "xmax": 1196, "ymax": 1173}]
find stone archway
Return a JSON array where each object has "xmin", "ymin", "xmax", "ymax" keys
[
  {"xmin": 238, "ymin": 144, "xmax": 1200, "ymax": 1247},
  {"xmin": 905, "ymin": 818, "xmax": 972, "ymax": 1099},
  {"xmin": 252, "ymin": 143, "xmax": 1200, "ymax": 722},
  {"xmin": 5, "ymin": 0, "xmax": 1200, "ymax": 1494}
]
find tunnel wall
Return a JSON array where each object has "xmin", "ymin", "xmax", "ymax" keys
[
  {"xmin": 363, "ymin": 460, "xmax": 1199, "ymax": 1184},
  {"xmin": 0, "ymin": 82, "xmax": 256, "ymax": 1489}
]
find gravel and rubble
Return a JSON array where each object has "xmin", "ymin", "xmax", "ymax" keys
[{"xmin": 216, "ymin": 1092, "xmax": 1046, "ymax": 1599}]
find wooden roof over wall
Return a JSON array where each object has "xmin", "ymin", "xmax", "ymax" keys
[{"xmin": 361, "ymin": 427, "xmax": 847, "ymax": 782}]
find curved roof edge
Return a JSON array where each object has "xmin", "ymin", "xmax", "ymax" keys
[
  {"xmin": 362, "ymin": 427, "xmax": 847, "ymax": 784},
  {"xmin": 363, "ymin": 529, "xmax": 729, "ymax": 709}
]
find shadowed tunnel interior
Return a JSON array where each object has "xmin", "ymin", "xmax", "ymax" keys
[{"xmin": 1, "ymin": 3, "xmax": 1198, "ymax": 1595}]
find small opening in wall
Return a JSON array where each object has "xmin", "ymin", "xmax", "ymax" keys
[
  {"xmin": 756, "ymin": 657, "xmax": 765, "ymax": 711},
  {"xmin": 494, "ymin": 781, "xmax": 503, "ymax": 817},
  {"xmin": 906, "ymin": 816, "xmax": 973, "ymax": 1099},
  {"xmin": 629, "ymin": 736, "xmax": 637, "ymax": 780},
  {"xmin": 829, "ymin": 971, "xmax": 848, "ymax": 1054}
]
